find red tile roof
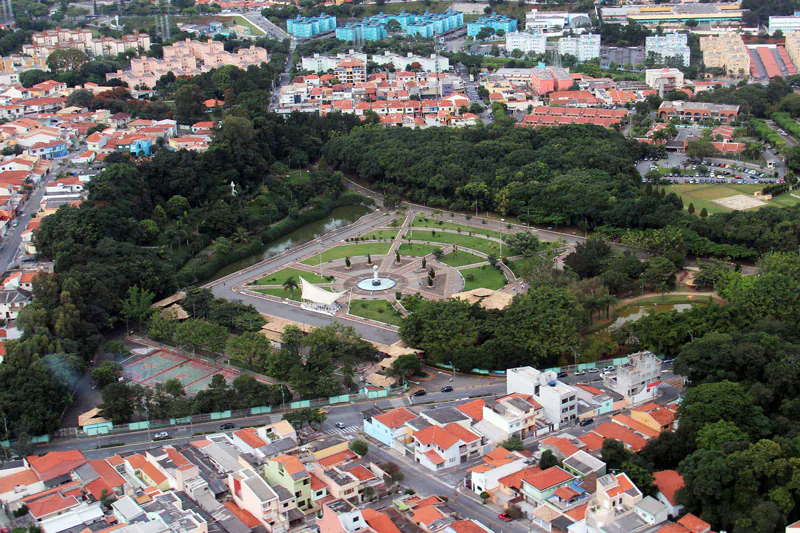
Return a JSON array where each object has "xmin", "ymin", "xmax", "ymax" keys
[
  {"xmin": 498, "ymin": 466, "xmax": 541, "ymax": 490},
  {"xmin": 577, "ymin": 432, "xmax": 604, "ymax": 452},
  {"xmin": 593, "ymin": 422, "xmax": 648, "ymax": 452},
  {"xmin": 235, "ymin": 428, "xmax": 267, "ymax": 449},
  {"xmin": 634, "ymin": 403, "xmax": 676, "ymax": 427},
  {"xmin": 223, "ymin": 501, "xmax": 260, "ymax": 528},
  {"xmin": 541, "ymin": 436, "xmax": 579, "ymax": 458},
  {"xmin": 424, "ymin": 449, "xmax": 445, "ymax": 465},
  {"xmin": 362, "ymin": 508, "xmax": 402, "ymax": 533},
  {"xmin": 444, "ymin": 423, "xmax": 480, "ymax": 444},
  {"xmin": 373, "ymin": 408, "xmax": 416, "ymax": 429},
  {"xmin": 523, "ymin": 467, "xmax": 573, "ymax": 491},
  {"xmin": 27, "ymin": 450, "xmax": 86, "ymax": 482},
  {"xmin": 449, "ymin": 520, "xmax": 488, "ymax": 533},
  {"xmin": 27, "ymin": 493, "xmax": 79, "ymax": 519},
  {"xmin": 678, "ymin": 513, "xmax": 711, "ymax": 533},
  {"xmin": 0, "ymin": 469, "xmax": 39, "ymax": 494},
  {"xmin": 415, "ymin": 426, "xmax": 459, "ymax": 449},
  {"xmin": 318, "ymin": 450, "xmax": 357, "ymax": 468},
  {"xmin": 412, "ymin": 505, "xmax": 445, "ymax": 525},
  {"xmin": 653, "ymin": 470, "xmax": 684, "ymax": 505},
  {"xmin": 612, "ymin": 413, "xmax": 660, "ymax": 439}
]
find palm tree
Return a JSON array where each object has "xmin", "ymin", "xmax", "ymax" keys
[
  {"xmin": 283, "ymin": 277, "xmax": 299, "ymax": 298},
  {"xmin": 232, "ymin": 227, "xmax": 249, "ymax": 243}
]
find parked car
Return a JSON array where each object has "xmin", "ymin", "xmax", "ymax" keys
[
  {"xmin": 579, "ymin": 418, "xmax": 594, "ymax": 426},
  {"xmin": 588, "ymin": 368, "xmax": 600, "ymax": 374},
  {"xmin": 574, "ymin": 370, "xmax": 586, "ymax": 376},
  {"xmin": 603, "ymin": 365, "xmax": 615, "ymax": 372},
  {"xmin": 412, "ymin": 389, "xmax": 427, "ymax": 397},
  {"xmin": 335, "ymin": 422, "xmax": 347, "ymax": 429},
  {"xmin": 154, "ymin": 432, "xmax": 169, "ymax": 439},
  {"xmin": 498, "ymin": 514, "xmax": 513, "ymax": 522},
  {"xmin": 219, "ymin": 422, "xmax": 235, "ymax": 430},
  {"xmin": 441, "ymin": 386, "xmax": 454, "ymax": 393},
  {"xmin": 557, "ymin": 371, "xmax": 568, "ymax": 378}
]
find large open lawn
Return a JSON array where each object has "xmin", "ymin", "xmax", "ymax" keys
[
  {"xmin": 406, "ymin": 230, "xmax": 500, "ymax": 256},
  {"xmin": 460, "ymin": 265, "xmax": 507, "ymax": 291},
  {"xmin": 411, "ymin": 215, "xmax": 504, "ymax": 239},
  {"xmin": 440, "ymin": 250, "xmax": 484, "ymax": 267},
  {"xmin": 301, "ymin": 243, "xmax": 391, "ymax": 266},
  {"xmin": 349, "ymin": 299, "xmax": 403, "ymax": 326},
  {"xmin": 667, "ymin": 183, "xmax": 785, "ymax": 214},
  {"xmin": 397, "ymin": 243, "xmax": 441, "ymax": 257},
  {"xmin": 254, "ymin": 268, "xmax": 329, "ymax": 286}
]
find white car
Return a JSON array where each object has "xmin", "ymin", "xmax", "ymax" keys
[
  {"xmin": 587, "ymin": 368, "xmax": 600, "ymax": 374},
  {"xmin": 154, "ymin": 431, "xmax": 169, "ymax": 439}
]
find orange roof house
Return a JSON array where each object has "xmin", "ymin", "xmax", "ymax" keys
[
  {"xmin": 653, "ymin": 470, "xmax": 684, "ymax": 508},
  {"xmin": 26, "ymin": 450, "xmax": 87, "ymax": 483},
  {"xmin": 592, "ymin": 422, "xmax": 648, "ymax": 453},
  {"xmin": 373, "ymin": 408, "xmax": 416, "ymax": 429},
  {"xmin": 631, "ymin": 403, "xmax": 676, "ymax": 432},
  {"xmin": 539, "ymin": 436, "xmax": 580, "ymax": 459}
]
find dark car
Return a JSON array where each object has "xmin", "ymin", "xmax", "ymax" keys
[
  {"xmin": 557, "ymin": 371, "xmax": 568, "ymax": 378},
  {"xmin": 219, "ymin": 422, "xmax": 235, "ymax": 430},
  {"xmin": 441, "ymin": 386, "xmax": 454, "ymax": 393},
  {"xmin": 412, "ymin": 389, "xmax": 427, "ymax": 397},
  {"xmin": 579, "ymin": 418, "xmax": 594, "ymax": 426}
]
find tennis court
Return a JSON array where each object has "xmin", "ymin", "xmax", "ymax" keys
[{"xmin": 122, "ymin": 349, "xmax": 237, "ymax": 396}]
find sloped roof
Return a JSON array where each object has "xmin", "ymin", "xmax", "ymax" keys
[
  {"xmin": 300, "ymin": 277, "xmax": 346, "ymax": 305},
  {"xmin": 653, "ymin": 470, "xmax": 684, "ymax": 506}
]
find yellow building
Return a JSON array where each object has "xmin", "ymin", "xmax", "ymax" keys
[
  {"xmin": 786, "ymin": 32, "xmax": 800, "ymax": 72},
  {"xmin": 700, "ymin": 32, "xmax": 750, "ymax": 76}
]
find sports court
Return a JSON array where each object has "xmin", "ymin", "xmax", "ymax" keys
[{"xmin": 121, "ymin": 348, "xmax": 237, "ymax": 395}]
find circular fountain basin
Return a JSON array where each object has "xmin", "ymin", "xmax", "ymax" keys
[{"xmin": 356, "ymin": 277, "xmax": 397, "ymax": 291}]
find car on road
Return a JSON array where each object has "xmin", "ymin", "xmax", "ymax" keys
[
  {"xmin": 441, "ymin": 386, "xmax": 454, "ymax": 393},
  {"xmin": 154, "ymin": 432, "xmax": 169, "ymax": 439},
  {"xmin": 498, "ymin": 513, "xmax": 512, "ymax": 522},
  {"xmin": 663, "ymin": 358, "xmax": 675, "ymax": 364},
  {"xmin": 603, "ymin": 365, "xmax": 615, "ymax": 372},
  {"xmin": 557, "ymin": 371, "xmax": 568, "ymax": 378},
  {"xmin": 219, "ymin": 422, "xmax": 235, "ymax": 430},
  {"xmin": 574, "ymin": 370, "xmax": 586, "ymax": 376},
  {"xmin": 588, "ymin": 368, "xmax": 600, "ymax": 374},
  {"xmin": 335, "ymin": 422, "xmax": 347, "ymax": 429},
  {"xmin": 579, "ymin": 418, "xmax": 594, "ymax": 426},
  {"xmin": 11, "ymin": 221, "xmax": 17, "ymax": 227},
  {"xmin": 412, "ymin": 389, "xmax": 427, "ymax": 397}
]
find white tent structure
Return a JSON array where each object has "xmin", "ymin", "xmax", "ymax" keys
[{"xmin": 299, "ymin": 276, "xmax": 347, "ymax": 316}]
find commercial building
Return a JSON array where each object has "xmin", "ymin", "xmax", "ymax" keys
[
  {"xmin": 658, "ymin": 100, "xmax": 739, "ymax": 122},
  {"xmin": 525, "ymin": 9, "xmax": 591, "ymax": 31},
  {"xmin": 506, "ymin": 367, "xmax": 577, "ymax": 429},
  {"xmin": 700, "ymin": 32, "xmax": 750, "ymax": 77},
  {"xmin": 605, "ymin": 3, "xmax": 744, "ymax": 27},
  {"xmin": 769, "ymin": 13, "xmax": 800, "ymax": 35},
  {"xmin": 645, "ymin": 68, "xmax": 685, "ymax": 92},
  {"xmin": 467, "ymin": 14, "xmax": 517, "ymax": 37},
  {"xmin": 530, "ymin": 66, "xmax": 573, "ymax": 95},
  {"xmin": 557, "ymin": 33, "xmax": 601, "ymax": 62},
  {"xmin": 505, "ymin": 31, "xmax": 546, "ymax": 54},
  {"xmin": 645, "ymin": 33, "xmax": 690, "ymax": 67},
  {"xmin": 287, "ymin": 14, "xmax": 337, "ymax": 38}
]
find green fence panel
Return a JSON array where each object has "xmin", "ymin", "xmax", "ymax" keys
[
  {"xmin": 328, "ymin": 395, "xmax": 350, "ymax": 405},
  {"xmin": 129, "ymin": 421, "xmax": 150, "ymax": 431},
  {"xmin": 613, "ymin": 358, "xmax": 629, "ymax": 366},
  {"xmin": 492, "ymin": 370, "xmax": 506, "ymax": 375},
  {"xmin": 174, "ymin": 416, "xmax": 192, "ymax": 424},
  {"xmin": 437, "ymin": 364, "xmax": 453, "ymax": 370},
  {"xmin": 31, "ymin": 435, "xmax": 50, "ymax": 443},
  {"xmin": 210, "ymin": 410, "xmax": 233, "ymax": 420},
  {"xmin": 545, "ymin": 367, "xmax": 560, "ymax": 373},
  {"xmin": 0, "ymin": 440, "xmax": 8, "ymax": 448},
  {"xmin": 85, "ymin": 426, "xmax": 109, "ymax": 436},
  {"xmin": 578, "ymin": 363, "xmax": 594, "ymax": 370},
  {"xmin": 250, "ymin": 406, "xmax": 272, "ymax": 415},
  {"xmin": 290, "ymin": 400, "xmax": 310, "ymax": 409},
  {"xmin": 471, "ymin": 368, "xmax": 490, "ymax": 375},
  {"xmin": 367, "ymin": 389, "xmax": 389, "ymax": 399}
]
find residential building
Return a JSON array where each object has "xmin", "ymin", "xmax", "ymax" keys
[
  {"xmin": 653, "ymin": 470, "xmax": 684, "ymax": 518},
  {"xmin": 302, "ymin": 51, "xmax": 368, "ymax": 73},
  {"xmin": 645, "ymin": 68, "xmax": 685, "ymax": 93},
  {"xmin": 467, "ymin": 14, "xmax": 517, "ymax": 37},
  {"xmin": 700, "ymin": 32, "xmax": 750, "ymax": 77},
  {"xmin": 25, "ymin": 451, "xmax": 87, "ymax": 487},
  {"xmin": 645, "ymin": 33, "xmax": 690, "ymax": 67},
  {"xmin": 334, "ymin": 59, "xmax": 367, "ymax": 84},
  {"xmin": 557, "ymin": 33, "xmax": 601, "ymax": 62},
  {"xmin": 468, "ymin": 447, "xmax": 528, "ymax": 495},
  {"xmin": 0, "ymin": 469, "xmax": 46, "ymax": 506},
  {"xmin": 561, "ymin": 450, "xmax": 607, "ymax": 478},
  {"xmin": 481, "ymin": 393, "xmax": 542, "ymax": 439},
  {"xmin": 600, "ymin": 46, "xmax": 645, "ymax": 69},
  {"xmin": 371, "ymin": 52, "xmax": 449, "ymax": 73},
  {"xmin": 584, "ymin": 473, "xmax": 643, "ymax": 532},
  {"xmin": 769, "ymin": 13, "xmax": 800, "ymax": 34},
  {"xmin": 603, "ymin": 351, "xmax": 662, "ymax": 403},
  {"xmin": 658, "ymin": 100, "xmax": 739, "ymax": 122},
  {"xmin": 519, "ymin": 466, "xmax": 575, "ymax": 506},
  {"xmin": 505, "ymin": 31, "xmax": 546, "ymax": 54},
  {"xmin": 525, "ymin": 10, "xmax": 591, "ymax": 31},
  {"xmin": 287, "ymin": 14, "xmax": 337, "ymax": 38},
  {"xmin": 634, "ymin": 495, "xmax": 670, "ymax": 529},
  {"xmin": 363, "ymin": 407, "xmax": 416, "ymax": 448},
  {"xmin": 506, "ymin": 367, "xmax": 578, "ymax": 428},
  {"xmin": 229, "ymin": 468, "xmax": 288, "ymax": 532},
  {"xmin": 631, "ymin": 403, "xmax": 676, "ymax": 433},
  {"xmin": 592, "ymin": 422, "xmax": 648, "ymax": 453},
  {"xmin": 264, "ymin": 455, "xmax": 314, "ymax": 514},
  {"xmin": 23, "ymin": 28, "xmax": 150, "ymax": 58},
  {"xmin": 413, "ymin": 424, "xmax": 481, "ymax": 471}
]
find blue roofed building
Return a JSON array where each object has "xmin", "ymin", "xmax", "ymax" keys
[{"xmin": 467, "ymin": 13, "xmax": 517, "ymax": 37}]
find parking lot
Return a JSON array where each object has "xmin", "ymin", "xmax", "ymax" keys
[{"xmin": 638, "ymin": 156, "xmax": 781, "ymax": 186}]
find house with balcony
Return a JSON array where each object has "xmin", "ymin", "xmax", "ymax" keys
[
  {"xmin": 584, "ymin": 473, "xmax": 643, "ymax": 532},
  {"xmin": 468, "ymin": 447, "xmax": 528, "ymax": 496},
  {"xmin": 413, "ymin": 424, "xmax": 481, "ymax": 471},
  {"xmin": 481, "ymin": 393, "xmax": 542, "ymax": 440},
  {"xmin": 229, "ymin": 467, "xmax": 290, "ymax": 533},
  {"xmin": 264, "ymin": 455, "xmax": 315, "ymax": 515},
  {"xmin": 145, "ymin": 446, "xmax": 200, "ymax": 492}
]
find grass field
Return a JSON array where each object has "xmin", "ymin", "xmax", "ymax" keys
[
  {"xmin": 406, "ymin": 230, "xmax": 500, "ymax": 256},
  {"xmin": 667, "ymin": 183, "xmax": 765, "ymax": 214},
  {"xmin": 255, "ymin": 268, "xmax": 329, "ymax": 286},
  {"xmin": 460, "ymin": 265, "xmax": 507, "ymax": 291},
  {"xmin": 411, "ymin": 215, "xmax": 504, "ymax": 239},
  {"xmin": 349, "ymin": 299, "xmax": 403, "ymax": 326},
  {"xmin": 398, "ymin": 243, "xmax": 441, "ymax": 257},
  {"xmin": 440, "ymin": 250, "xmax": 484, "ymax": 267},
  {"xmin": 227, "ymin": 15, "xmax": 266, "ymax": 35},
  {"xmin": 255, "ymin": 287, "xmax": 302, "ymax": 301},
  {"xmin": 301, "ymin": 243, "xmax": 392, "ymax": 266},
  {"xmin": 355, "ymin": 229, "xmax": 399, "ymax": 241}
]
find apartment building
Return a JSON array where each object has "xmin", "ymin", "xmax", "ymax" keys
[
  {"xmin": 467, "ymin": 14, "xmax": 517, "ymax": 37},
  {"xmin": 769, "ymin": 13, "xmax": 800, "ymax": 34},
  {"xmin": 506, "ymin": 367, "xmax": 578, "ymax": 428},
  {"xmin": 505, "ymin": 31, "xmax": 546, "ymax": 54},
  {"xmin": 481, "ymin": 393, "xmax": 542, "ymax": 440},
  {"xmin": 302, "ymin": 51, "xmax": 367, "ymax": 73},
  {"xmin": 228, "ymin": 468, "xmax": 289, "ymax": 533},
  {"xmin": 604, "ymin": 351, "xmax": 662, "ymax": 404},
  {"xmin": 287, "ymin": 14, "xmax": 337, "ymax": 38},
  {"xmin": 557, "ymin": 33, "xmax": 601, "ymax": 62},
  {"xmin": 23, "ymin": 28, "xmax": 150, "ymax": 58},
  {"xmin": 700, "ymin": 32, "xmax": 750, "ymax": 76},
  {"xmin": 645, "ymin": 68, "xmax": 685, "ymax": 92},
  {"xmin": 334, "ymin": 59, "xmax": 367, "ymax": 84},
  {"xmin": 264, "ymin": 455, "xmax": 314, "ymax": 514},
  {"xmin": 645, "ymin": 33, "xmax": 690, "ymax": 66}
]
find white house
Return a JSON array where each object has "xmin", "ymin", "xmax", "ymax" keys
[
  {"xmin": 482, "ymin": 393, "xmax": 543, "ymax": 440},
  {"xmin": 506, "ymin": 367, "xmax": 577, "ymax": 429},
  {"xmin": 468, "ymin": 447, "xmax": 528, "ymax": 495},
  {"xmin": 413, "ymin": 424, "xmax": 481, "ymax": 471},
  {"xmin": 603, "ymin": 351, "xmax": 662, "ymax": 404},
  {"xmin": 228, "ymin": 468, "xmax": 288, "ymax": 533},
  {"xmin": 363, "ymin": 408, "xmax": 416, "ymax": 449},
  {"xmin": 0, "ymin": 468, "xmax": 46, "ymax": 507}
]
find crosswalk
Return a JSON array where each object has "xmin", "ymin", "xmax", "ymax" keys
[{"xmin": 325, "ymin": 425, "xmax": 359, "ymax": 436}]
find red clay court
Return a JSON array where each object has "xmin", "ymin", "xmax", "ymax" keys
[{"xmin": 121, "ymin": 349, "xmax": 238, "ymax": 395}]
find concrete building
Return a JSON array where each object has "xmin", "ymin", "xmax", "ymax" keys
[
  {"xmin": 645, "ymin": 33, "xmax": 690, "ymax": 67},
  {"xmin": 786, "ymin": 31, "xmax": 800, "ymax": 71},
  {"xmin": 301, "ymin": 51, "xmax": 367, "ymax": 73},
  {"xmin": 658, "ymin": 100, "xmax": 739, "ymax": 122},
  {"xmin": 372, "ymin": 51, "xmax": 449, "ymax": 73},
  {"xmin": 525, "ymin": 9, "xmax": 591, "ymax": 31},
  {"xmin": 468, "ymin": 447, "xmax": 528, "ymax": 496},
  {"xmin": 506, "ymin": 367, "xmax": 578, "ymax": 428},
  {"xmin": 645, "ymin": 68, "xmax": 685, "ymax": 92},
  {"xmin": 505, "ymin": 31, "xmax": 546, "ymax": 54},
  {"xmin": 769, "ymin": 13, "xmax": 800, "ymax": 35},
  {"xmin": 585, "ymin": 473, "xmax": 643, "ymax": 533},
  {"xmin": 467, "ymin": 14, "xmax": 517, "ymax": 37},
  {"xmin": 600, "ymin": 46, "xmax": 645, "ymax": 68},
  {"xmin": 481, "ymin": 393, "xmax": 543, "ymax": 440},
  {"xmin": 558, "ymin": 33, "xmax": 601, "ymax": 62},
  {"xmin": 530, "ymin": 66, "xmax": 573, "ymax": 95},
  {"xmin": 603, "ymin": 351, "xmax": 662, "ymax": 404},
  {"xmin": 413, "ymin": 424, "xmax": 481, "ymax": 471},
  {"xmin": 228, "ymin": 468, "xmax": 288, "ymax": 533},
  {"xmin": 700, "ymin": 32, "xmax": 750, "ymax": 77}
]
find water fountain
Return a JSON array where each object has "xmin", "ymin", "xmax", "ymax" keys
[{"xmin": 356, "ymin": 265, "xmax": 397, "ymax": 292}]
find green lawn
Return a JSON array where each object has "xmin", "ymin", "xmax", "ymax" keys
[
  {"xmin": 254, "ymin": 268, "xmax": 329, "ymax": 286},
  {"xmin": 440, "ymin": 250, "xmax": 484, "ymax": 267},
  {"xmin": 227, "ymin": 15, "xmax": 266, "ymax": 35},
  {"xmin": 667, "ymin": 183, "xmax": 765, "ymax": 214},
  {"xmin": 301, "ymin": 243, "xmax": 392, "ymax": 266},
  {"xmin": 349, "ymin": 299, "xmax": 403, "ymax": 326},
  {"xmin": 406, "ymin": 230, "xmax": 500, "ymax": 256},
  {"xmin": 460, "ymin": 265, "xmax": 508, "ymax": 291},
  {"xmin": 398, "ymin": 243, "xmax": 442, "ymax": 257},
  {"xmin": 355, "ymin": 229, "xmax": 399, "ymax": 241},
  {"xmin": 411, "ymin": 215, "xmax": 504, "ymax": 239},
  {"xmin": 770, "ymin": 193, "xmax": 800, "ymax": 208}
]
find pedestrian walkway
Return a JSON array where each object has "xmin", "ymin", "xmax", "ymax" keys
[{"xmin": 325, "ymin": 425, "xmax": 359, "ymax": 436}]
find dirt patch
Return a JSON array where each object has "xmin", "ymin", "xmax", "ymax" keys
[{"xmin": 713, "ymin": 194, "xmax": 766, "ymax": 210}]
